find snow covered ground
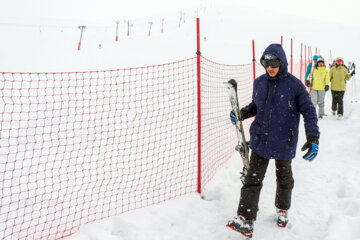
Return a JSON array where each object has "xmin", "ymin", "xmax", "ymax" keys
[
  {"xmin": 1, "ymin": 0, "xmax": 360, "ymax": 239},
  {"xmin": 66, "ymin": 82, "xmax": 360, "ymax": 240},
  {"xmin": 67, "ymin": 81, "xmax": 360, "ymax": 239}
]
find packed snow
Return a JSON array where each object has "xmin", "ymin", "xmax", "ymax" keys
[{"xmin": 1, "ymin": 0, "xmax": 360, "ymax": 239}]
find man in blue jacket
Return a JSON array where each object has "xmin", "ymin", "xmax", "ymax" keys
[{"xmin": 227, "ymin": 44, "xmax": 320, "ymax": 238}]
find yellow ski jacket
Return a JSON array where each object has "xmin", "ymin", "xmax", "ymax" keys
[
  {"xmin": 330, "ymin": 65, "xmax": 351, "ymax": 91},
  {"xmin": 306, "ymin": 66, "xmax": 330, "ymax": 90}
]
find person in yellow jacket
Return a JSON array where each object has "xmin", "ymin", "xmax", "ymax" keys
[
  {"xmin": 329, "ymin": 57, "xmax": 355, "ymax": 118},
  {"xmin": 306, "ymin": 56, "xmax": 330, "ymax": 119}
]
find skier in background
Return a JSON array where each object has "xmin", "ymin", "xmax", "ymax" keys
[
  {"xmin": 227, "ymin": 43, "xmax": 320, "ymax": 239},
  {"xmin": 306, "ymin": 56, "xmax": 330, "ymax": 119},
  {"xmin": 330, "ymin": 57, "xmax": 355, "ymax": 119},
  {"xmin": 305, "ymin": 55, "xmax": 318, "ymax": 85}
]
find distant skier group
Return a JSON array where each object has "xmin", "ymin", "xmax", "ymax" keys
[
  {"xmin": 225, "ymin": 43, "xmax": 356, "ymax": 239},
  {"xmin": 305, "ymin": 55, "xmax": 355, "ymax": 119}
]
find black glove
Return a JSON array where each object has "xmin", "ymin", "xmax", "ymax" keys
[
  {"xmin": 324, "ymin": 85, "xmax": 329, "ymax": 91},
  {"xmin": 239, "ymin": 108, "xmax": 249, "ymax": 121},
  {"xmin": 305, "ymin": 80, "xmax": 311, "ymax": 87},
  {"xmin": 351, "ymin": 70, "xmax": 355, "ymax": 76},
  {"xmin": 301, "ymin": 136, "xmax": 319, "ymax": 161}
]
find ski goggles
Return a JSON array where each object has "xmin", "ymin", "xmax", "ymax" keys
[
  {"xmin": 336, "ymin": 59, "xmax": 343, "ymax": 64},
  {"xmin": 260, "ymin": 54, "xmax": 283, "ymax": 68}
]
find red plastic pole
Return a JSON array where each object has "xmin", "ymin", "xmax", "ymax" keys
[
  {"xmin": 78, "ymin": 42, "xmax": 81, "ymax": 51},
  {"xmin": 300, "ymin": 43, "xmax": 303, "ymax": 81},
  {"xmin": 291, "ymin": 38, "xmax": 293, "ymax": 74},
  {"xmin": 252, "ymin": 40, "xmax": 256, "ymax": 81},
  {"xmin": 196, "ymin": 18, "xmax": 202, "ymax": 194},
  {"xmin": 281, "ymin": 36, "xmax": 283, "ymax": 46},
  {"xmin": 316, "ymin": 48, "xmax": 318, "ymax": 55},
  {"xmin": 304, "ymin": 44, "xmax": 307, "ymax": 80}
]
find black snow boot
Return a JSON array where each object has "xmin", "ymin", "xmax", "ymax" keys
[
  {"xmin": 276, "ymin": 208, "xmax": 289, "ymax": 228},
  {"xmin": 227, "ymin": 216, "xmax": 254, "ymax": 238}
]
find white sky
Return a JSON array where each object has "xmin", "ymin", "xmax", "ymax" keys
[
  {"xmin": 240, "ymin": 0, "xmax": 360, "ymax": 26},
  {"xmin": 1, "ymin": 0, "xmax": 359, "ymax": 26}
]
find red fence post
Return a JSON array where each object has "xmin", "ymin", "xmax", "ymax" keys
[
  {"xmin": 304, "ymin": 44, "xmax": 307, "ymax": 80},
  {"xmin": 300, "ymin": 43, "xmax": 303, "ymax": 81},
  {"xmin": 290, "ymin": 38, "xmax": 293, "ymax": 74},
  {"xmin": 252, "ymin": 40, "xmax": 256, "ymax": 81},
  {"xmin": 196, "ymin": 18, "xmax": 202, "ymax": 194}
]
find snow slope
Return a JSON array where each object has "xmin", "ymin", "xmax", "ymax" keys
[
  {"xmin": 1, "ymin": 0, "xmax": 360, "ymax": 239},
  {"xmin": 64, "ymin": 3, "xmax": 360, "ymax": 240},
  {"xmin": 67, "ymin": 78, "xmax": 360, "ymax": 240}
]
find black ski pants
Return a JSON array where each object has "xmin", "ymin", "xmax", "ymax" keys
[
  {"xmin": 331, "ymin": 90, "xmax": 345, "ymax": 115},
  {"xmin": 237, "ymin": 151, "xmax": 294, "ymax": 220}
]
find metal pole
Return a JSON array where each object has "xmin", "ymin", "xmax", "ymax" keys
[
  {"xmin": 78, "ymin": 25, "xmax": 86, "ymax": 50},
  {"xmin": 330, "ymin": 50, "xmax": 332, "ymax": 63},
  {"xmin": 127, "ymin": 20, "xmax": 130, "ymax": 36},
  {"xmin": 148, "ymin": 22, "xmax": 153, "ymax": 36},
  {"xmin": 115, "ymin": 21, "xmax": 120, "ymax": 41}
]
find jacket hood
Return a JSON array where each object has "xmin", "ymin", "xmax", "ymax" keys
[
  {"xmin": 261, "ymin": 44, "xmax": 288, "ymax": 79},
  {"xmin": 336, "ymin": 57, "xmax": 344, "ymax": 61}
]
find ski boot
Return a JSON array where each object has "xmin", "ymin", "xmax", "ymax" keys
[
  {"xmin": 227, "ymin": 216, "xmax": 254, "ymax": 238},
  {"xmin": 276, "ymin": 208, "xmax": 288, "ymax": 228}
]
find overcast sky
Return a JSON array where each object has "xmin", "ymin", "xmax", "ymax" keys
[
  {"xmin": 241, "ymin": 0, "xmax": 360, "ymax": 26},
  {"xmin": 1, "ymin": 0, "xmax": 359, "ymax": 26}
]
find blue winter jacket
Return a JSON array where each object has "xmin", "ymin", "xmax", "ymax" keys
[
  {"xmin": 305, "ymin": 62, "xmax": 313, "ymax": 81},
  {"xmin": 243, "ymin": 44, "xmax": 320, "ymax": 160},
  {"xmin": 305, "ymin": 55, "xmax": 318, "ymax": 80}
]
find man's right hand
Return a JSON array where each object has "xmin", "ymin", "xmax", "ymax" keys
[{"xmin": 230, "ymin": 111, "xmax": 236, "ymax": 125}]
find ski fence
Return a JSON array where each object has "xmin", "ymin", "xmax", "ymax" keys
[{"xmin": 0, "ymin": 55, "xmax": 331, "ymax": 240}]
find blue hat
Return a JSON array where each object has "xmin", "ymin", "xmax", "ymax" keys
[{"xmin": 313, "ymin": 55, "xmax": 318, "ymax": 60}]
